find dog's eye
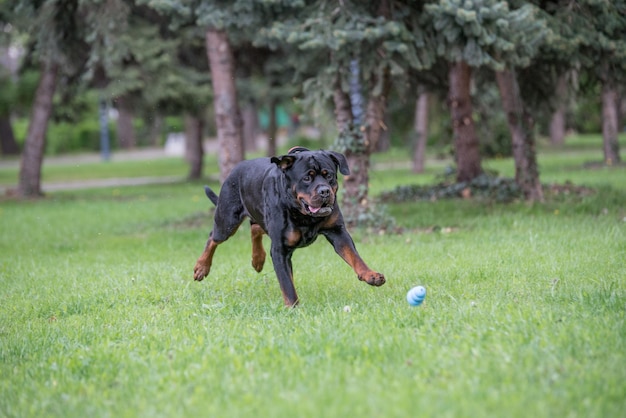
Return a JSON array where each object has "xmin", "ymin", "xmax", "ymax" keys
[
  {"xmin": 326, "ymin": 173, "xmax": 334, "ymax": 180},
  {"xmin": 303, "ymin": 175, "xmax": 312, "ymax": 183}
]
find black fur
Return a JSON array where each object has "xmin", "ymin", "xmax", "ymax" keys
[{"xmin": 193, "ymin": 148, "xmax": 385, "ymax": 306}]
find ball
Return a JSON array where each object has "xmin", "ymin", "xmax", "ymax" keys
[{"xmin": 407, "ymin": 286, "xmax": 426, "ymax": 306}]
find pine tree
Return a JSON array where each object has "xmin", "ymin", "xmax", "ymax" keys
[
  {"xmin": 194, "ymin": 0, "xmax": 298, "ymax": 181},
  {"xmin": 259, "ymin": 0, "xmax": 431, "ymax": 225},
  {"xmin": 13, "ymin": 0, "xmax": 95, "ymax": 197},
  {"xmin": 573, "ymin": 0, "xmax": 626, "ymax": 165},
  {"xmin": 531, "ymin": 0, "xmax": 626, "ymax": 165},
  {"xmin": 425, "ymin": 0, "xmax": 548, "ymax": 197}
]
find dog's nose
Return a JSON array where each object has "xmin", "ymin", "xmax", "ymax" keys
[{"xmin": 318, "ymin": 186, "xmax": 331, "ymax": 198}]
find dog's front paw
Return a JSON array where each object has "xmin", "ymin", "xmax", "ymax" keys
[
  {"xmin": 359, "ymin": 271, "xmax": 386, "ymax": 287},
  {"xmin": 193, "ymin": 263, "xmax": 210, "ymax": 281}
]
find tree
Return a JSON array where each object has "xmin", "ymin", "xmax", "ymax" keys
[
  {"xmin": 184, "ymin": 113, "xmax": 204, "ymax": 179},
  {"xmin": 493, "ymin": 3, "xmax": 547, "ymax": 201},
  {"xmin": 204, "ymin": 28, "xmax": 244, "ymax": 183},
  {"xmin": 261, "ymin": 0, "xmax": 431, "ymax": 224},
  {"xmin": 13, "ymin": 0, "xmax": 88, "ymax": 197},
  {"xmin": 195, "ymin": 0, "xmax": 293, "ymax": 182},
  {"xmin": 575, "ymin": 1, "xmax": 626, "ymax": 165},
  {"xmin": 495, "ymin": 68, "xmax": 543, "ymax": 201},
  {"xmin": 85, "ymin": 1, "xmax": 212, "ymax": 178},
  {"xmin": 448, "ymin": 60, "xmax": 482, "ymax": 182},
  {"xmin": 0, "ymin": 15, "xmax": 22, "ymax": 156},
  {"xmin": 426, "ymin": 0, "xmax": 548, "ymax": 196},
  {"xmin": 140, "ymin": 0, "xmax": 292, "ymax": 180},
  {"xmin": 533, "ymin": 0, "xmax": 625, "ymax": 165},
  {"xmin": 412, "ymin": 86, "xmax": 429, "ymax": 173},
  {"xmin": 0, "ymin": 72, "xmax": 21, "ymax": 155},
  {"xmin": 114, "ymin": 95, "xmax": 136, "ymax": 149},
  {"xmin": 600, "ymin": 76, "xmax": 621, "ymax": 165},
  {"xmin": 18, "ymin": 60, "xmax": 58, "ymax": 197},
  {"xmin": 549, "ymin": 73, "xmax": 569, "ymax": 145}
]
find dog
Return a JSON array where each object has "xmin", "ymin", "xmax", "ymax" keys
[{"xmin": 193, "ymin": 147, "xmax": 385, "ymax": 307}]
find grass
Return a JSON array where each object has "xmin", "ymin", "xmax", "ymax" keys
[{"xmin": 1, "ymin": 136, "xmax": 625, "ymax": 417}]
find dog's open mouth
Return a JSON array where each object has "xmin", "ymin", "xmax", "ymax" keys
[{"xmin": 303, "ymin": 202, "xmax": 332, "ymax": 217}]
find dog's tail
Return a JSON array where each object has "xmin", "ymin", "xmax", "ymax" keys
[{"xmin": 204, "ymin": 186, "xmax": 219, "ymax": 206}]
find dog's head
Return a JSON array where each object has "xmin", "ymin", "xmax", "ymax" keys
[{"xmin": 271, "ymin": 147, "xmax": 350, "ymax": 217}]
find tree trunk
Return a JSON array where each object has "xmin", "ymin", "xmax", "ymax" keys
[
  {"xmin": 448, "ymin": 61, "xmax": 482, "ymax": 183},
  {"xmin": 549, "ymin": 106, "xmax": 566, "ymax": 146},
  {"xmin": 364, "ymin": 65, "xmax": 391, "ymax": 153},
  {"xmin": 364, "ymin": 85, "xmax": 387, "ymax": 153},
  {"xmin": 267, "ymin": 96, "xmax": 278, "ymax": 157},
  {"xmin": 18, "ymin": 61, "xmax": 59, "ymax": 198},
  {"xmin": 412, "ymin": 88, "xmax": 429, "ymax": 173},
  {"xmin": 335, "ymin": 62, "xmax": 369, "ymax": 221},
  {"xmin": 334, "ymin": 77, "xmax": 354, "ymax": 131},
  {"xmin": 185, "ymin": 114, "xmax": 204, "ymax": 179},
  {"xmin": 0, "ymin": 114, "xmax": 20, "ymax": 155},
  {"xmin": 148, "ymin": 114, "xmax": 163, "ymax": 146},
  {"xmin": 205, "ymin": 29, "xmax": 244, "ymax": 183},
  {"xmin": 115, "ymin": 95, "xmax": 136, "ymax": 149},
  {"xmin": 99, "ymin": 96, "xmax": 111, "ymax": 161},
  {"xmin": 242, "ymin": 100, "xmax": 260, "ymax": 153},
  {"xmin": 619, "ymin": 92, "xmax": 625, "ymax": 134},
  {"xmin": 601, "ymin": 80, "xmax": 621, "ymax": 166},
  {"xmin": 376, "ymin": 114, "xmax": 391, "ymax": 152},
  {"xmin": 495, "ymin": 68, "xmax": 543, "ymax": 202},
  {"xmin": 549, "ymin": 73, "xmax": 568, "ymax": 146}
]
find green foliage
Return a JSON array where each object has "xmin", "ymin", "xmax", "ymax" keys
[
  {"xmin": 571, "ymin": 86, "xmax": 602, "ymax": 134},
  {"xmin": 426, "ymin": 0, "xmax": 549, "ymax": 69},
  {"xmin": 45, "ymin": 118, "xmax": 115, "ymax": 155},
  {"xmin": 101, "ymin": 22, "xmax": 212, "ymax": 114},
  {"xmin": 47, "ymin": 89, "xmax": 112, "ymax": 155},
  {"xmin": 258, "ymin": 1, "xmax": 434, "ymax": 120},
  {"xmin": 333, "ymin": 123, "xmax": 367, "ymax": 155},
  {"xmin": 340, "ymin": 194, "xmax": 397, "ymax": 233},
  {"xmin": 570, "ymin": 0, "xmax": 626, "ymax": 82},
  {"xmin": 381, "ymin": 171, "xmax": 523, "ymax": 203},
  {"xmin": 0, "ymin": 69, "xmax": 39, "ymax": 115},
  {"xmin": 0, "ymin": 73, "xmax": 15, "ymax": 114},
  {"xmin": 531, "ymin": 0, "xmax": 626, "ymax": 106},
  {"xmin": 14, "ymin": 70, "xmax": 39, "ymax": 110},
  {"xmin": 474, "ymin": 73, "xmax": 513, "ymax": 157}
]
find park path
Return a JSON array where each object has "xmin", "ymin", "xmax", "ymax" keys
[
  {"xmin": 1, "ymin": 142, "xmax": 414, "ymax": 194},
  {"xmin": 0, "ymin": 147, "xmax": 194, "ymax": 194}
]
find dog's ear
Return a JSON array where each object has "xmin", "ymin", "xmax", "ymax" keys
[
  {"xmin": 271, "ymin": 155, "xmax": 297, "ymax": 171},
  {"xmin": 326, "ymin": 151, "xmax": 350, "ymax": 176}
]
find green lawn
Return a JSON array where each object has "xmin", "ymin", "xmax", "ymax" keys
[{"xmin": 1, "ymin": 137, "xmax": 625, "ymax": 417}]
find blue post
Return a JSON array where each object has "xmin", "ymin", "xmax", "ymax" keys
[{"xmin": 349, "ymin": 59, "xmax": 364, "ymax": 126}]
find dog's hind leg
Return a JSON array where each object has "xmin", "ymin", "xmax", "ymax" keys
[
  {"xmin": 250, "ymin": 223, "xmax": 266, "ymax": 272},
  {"xmin": 194, "ymin": 188, "xmax": 246, "ymax": 281}
]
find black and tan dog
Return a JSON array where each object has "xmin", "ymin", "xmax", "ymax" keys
[{"xmin": 193, "ymin": 147, "xmax": 385, "ymax": 306}]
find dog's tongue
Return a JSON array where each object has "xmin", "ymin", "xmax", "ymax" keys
[{"xmin": 308, "ymin": 205, "xmax": 321, "ymax": 214}]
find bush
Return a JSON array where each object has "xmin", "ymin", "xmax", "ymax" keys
[
  {"xmin": 380, "ymin": 170, "xmax": 524, "ymax": 203},
  {"xmin": 46, "ymin": 119, "xmax": 116, "ymax": 155}
]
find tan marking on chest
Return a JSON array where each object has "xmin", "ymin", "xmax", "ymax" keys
[{"xmin": 285, "ymin": 229, "xmax": 302, "ymax": 247}]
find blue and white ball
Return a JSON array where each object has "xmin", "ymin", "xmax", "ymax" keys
[{"xmin": 407, "ymin": 286, "xmax": 426, "ymax": 306}]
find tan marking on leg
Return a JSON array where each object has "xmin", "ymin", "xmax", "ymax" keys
[
  {"xmin": 281, "ymin": 271, "xmax": 299, "ymax": 307},
  {"xmin": 193, "ymin": 239, "xmax": 219, "ymax": 281},
  {"xmin": 337, "ymin": 243, "xmax": 386, "ymax": 286},
  {"xmin": 250, "ymin": 224, "xmax": 266, "ymax": 272}
]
